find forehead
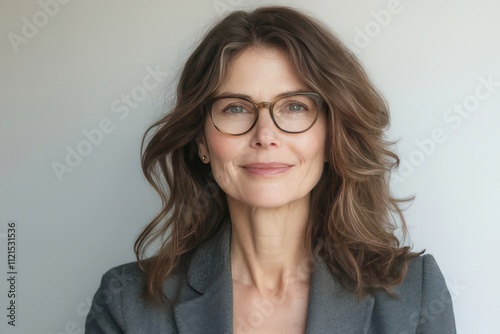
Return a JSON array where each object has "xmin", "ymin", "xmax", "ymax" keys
[{"xmin": 216, "ymin": 47, "xmax": 308, "ymax": 99}]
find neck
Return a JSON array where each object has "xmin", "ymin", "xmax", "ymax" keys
[{"xmin": 228, "ymin": 196, "xmax": 312, "ymax": 295}]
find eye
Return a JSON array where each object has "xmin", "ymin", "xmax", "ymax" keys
[
  {"xmin": 286, "ymin": 102, "xmax": 308, "ymax": 112},
  {"xmin": 226, "ymin": 105, "xmax": 246, "ymax": 113}
]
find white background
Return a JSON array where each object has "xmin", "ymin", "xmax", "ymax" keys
[{"xmin": 1, "ymin": 0, "xmax": 499, "ymax": 333}]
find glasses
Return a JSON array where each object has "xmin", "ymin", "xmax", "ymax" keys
[{"xmin": 207, "ymin": 92, "xmax": 324, "ymax": 135}]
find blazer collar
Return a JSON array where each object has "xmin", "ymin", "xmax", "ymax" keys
[
  {"xmin": 173, "ymin": 221, "xmax": 233, "ymax": 334},
  {"xmin": 305, "ymin": 259, "xmax": 374, "ymax": 334},
  {"xmin": 173, "ymin": 220, "xmax": 374, "ymax": 334}
]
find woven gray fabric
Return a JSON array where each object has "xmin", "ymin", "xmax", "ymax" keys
[{"xmin": 85, "ymin": 222, "xmax": 456, "ymax": 333}]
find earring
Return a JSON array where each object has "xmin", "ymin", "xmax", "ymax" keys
[{"xmin": 201, "ymin": 155, "xmax": 207, "ymax": 161}]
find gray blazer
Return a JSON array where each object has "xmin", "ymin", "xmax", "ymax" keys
[{"xmin": 85, "ymin": 222, "xmax": 456, "ymax": 333}]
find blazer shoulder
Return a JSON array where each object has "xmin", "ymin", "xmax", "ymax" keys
[
  {"xmin": 397, "ymin": 254, "xmax": 446, "ymax": 290},
  {"xmin": 413, "ymin": 254, "xmax": 457, "ymax": 333},
  {"xmin": 418, "ymin": 253, "xmax": 446, "ymax": 284},
  {"xmin": 399, "ymin": 254, "xmax": 453, "ymax": 302},
  {"xmin": 370, "ymin": 254, "xmax": 456, "ymax": 333},
  {"xmin": 395, "ymin": 254, "xmax": 451, "ymax": 303},
  {"xmin": 98, "ymin": 261, "xmax": 146, "ymax": 290},
  {"xmin": 408, "ymin": 253, "xmax": 439, "ymax": 276},
  {"xmin": 86, "ymin": 261, "xmax": 180, "ymax": 333},
  {"xmin": 92, "ymin": 261, "xmax": 148, "ymax": 305},
  {"xmin": 101, "ymin": 261, "xmax": 145, "ymax": 284}
]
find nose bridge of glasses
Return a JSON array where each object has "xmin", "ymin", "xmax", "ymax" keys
[
  {"xmin": 251, "ymin": 101, "xmax": 281, "ymax": 134},
  {"xmin": 255, "ymin": 101, "xmax": 273, "ymax": 112}
]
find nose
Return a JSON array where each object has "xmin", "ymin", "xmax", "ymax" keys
[{"xmin": 249, "ymin": 106, "xmax": 281, "ymax": 149}]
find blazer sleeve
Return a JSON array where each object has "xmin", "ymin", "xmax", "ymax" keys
[
  {"xmin": 416, "ymin": 254, "xmax": 457, "ymax": 334},
  {"xmin": 85, "ymin": 268, "xmax": 126, "ymax": 334}
]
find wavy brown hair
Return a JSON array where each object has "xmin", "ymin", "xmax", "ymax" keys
[{"xmin": 135, "ymin": 6, "xmax": 421, "ymax": 301}]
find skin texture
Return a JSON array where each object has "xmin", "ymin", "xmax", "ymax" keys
[{"xmin": 197, "ymin": 47, "xmax": 326, "ymax": 333}]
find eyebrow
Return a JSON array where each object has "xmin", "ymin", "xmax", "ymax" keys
[{"xmin": 214, "ymin": 89, "xmax": 313, "ymax": 100}]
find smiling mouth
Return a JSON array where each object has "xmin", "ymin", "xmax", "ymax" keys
[{"xmin": 241, "ymin": 163, "xmax": 292, "ymax": 176}]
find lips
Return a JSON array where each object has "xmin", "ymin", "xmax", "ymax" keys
[{"xmin": 241, "ymin": 162, "xmax": 292, "ymax": 176}]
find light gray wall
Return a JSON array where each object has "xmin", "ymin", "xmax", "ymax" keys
[{"xmin": 1, "ymin": 0, "xmax": 499, "ymax": 333}]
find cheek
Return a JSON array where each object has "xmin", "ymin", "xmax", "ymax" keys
[
  {"xmin": 302, "ymin": 123, "xmax": 326, "ymax": 161},
  {"xmin": 303, "ymin": 144, "xmax": 326, "ymax": 178},
  {"xmin": 205, "ymin": 127, "xmax": 239, "ymax": 189},
  {"xmin": 209, "ymin": 157, "xmax": 234, "ymax": 190},
  {"xmin": 298, "ymin": 127, "xmax": 327, "ymax": 179}
]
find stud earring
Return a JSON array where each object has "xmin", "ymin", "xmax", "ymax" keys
[{"xmin": 201, "ymin": 155, "xmax": 207, "ymax": 161}]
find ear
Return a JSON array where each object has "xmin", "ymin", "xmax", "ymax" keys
[{"xmin": 196, "ymin": 133, "xmax": 210, "ymax": 163}]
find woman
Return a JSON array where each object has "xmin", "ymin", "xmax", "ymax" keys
[{"xmin": 86, "ymin": 6, "xmax": 456, "ymax": 333}]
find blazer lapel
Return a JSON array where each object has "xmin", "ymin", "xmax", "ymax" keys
[
  {"xmin": 305, "ymin": 260, "xmax": 374, "ymax": 334},
  {"xmin": 173, "ymin": 221, "xmax": 234, "ymax": 334}
]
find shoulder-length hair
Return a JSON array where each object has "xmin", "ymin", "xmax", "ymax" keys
[{"xmin": 135, "ymin": 6, "xmax": 420, "ymax": 301}]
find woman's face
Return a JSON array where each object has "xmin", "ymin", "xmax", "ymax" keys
[{"xmin": 198, "ymin": 47, "xmax": 326, "ymax": 209}]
